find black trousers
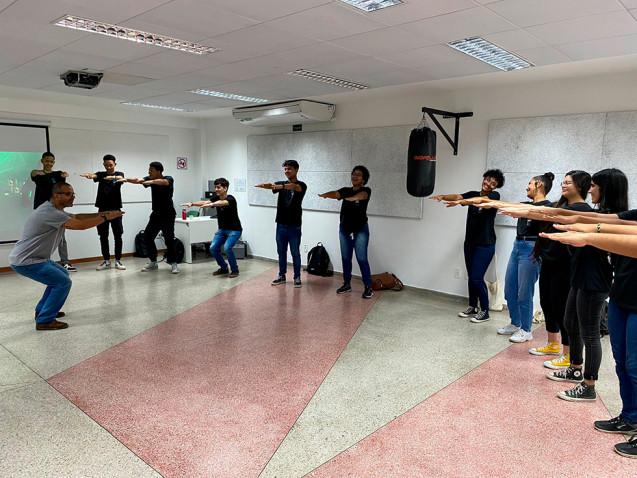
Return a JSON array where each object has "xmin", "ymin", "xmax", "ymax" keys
[
  {"xmin": 539, "ymin": 258, "xmax": 571, "ymax": 346},
  {"xmin": 564, "ymin": 287, "xmax": 608, "ymax": 381},
  {"xmin": 96, "ymin": 215, "xmax": 123, "ymax": 261},
  {"xmin": 144, "ymin": 212, "xmax": 177, "ymax": 263}
]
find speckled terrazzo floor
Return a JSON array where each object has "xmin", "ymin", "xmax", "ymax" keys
[{"xmin": 0, "ymin": 257, "xmax": 630, "ymax": 477}]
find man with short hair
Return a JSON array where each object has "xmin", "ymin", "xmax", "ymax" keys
[
  {"xmin": 120, "ymin": 161, "xmax": 180, "ymax": 274},
  {"xmin": 10, "ymin": 182, "xmax": 123, "ymax": 330},
  {"xmin": 255, "ymin": 160, "xmax": 307, "ymax": 287},
  {"xmin": 80, "ymin": 154, "xmax": 126, "ymax": 270},
  {"xmin": 30, "ymin": 151, "xmax": 76, "ymax": 272}
]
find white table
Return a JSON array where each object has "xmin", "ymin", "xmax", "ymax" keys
[{"xmin": 174, "ymin": 217, "xmax": 217, "ymax": 263}]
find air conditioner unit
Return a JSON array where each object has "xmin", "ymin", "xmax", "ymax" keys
[{"xmin": 232, "ymin": 100, "xmax": 335, "ymax": 126}]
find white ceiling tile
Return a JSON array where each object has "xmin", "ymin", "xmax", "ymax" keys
[
  {"xmin": 415, "ymin": 56, "xmax": 497, "ymax": 79},
  {"xmin": 356, "ymin": 0, "xmax": 476, "ymax": 26},
  {"xmin": 204, "ymin": 0, "xmax": 333, "ymax": 22},
  {"xmin": 0, "ymin": 64, "xmax": 61, "ymax": 89},
  {"xmin": 486, "ymin": 0, "xmax": 625, "ymax": 28},
  {"xmin": 270, "ymin": 43, "xmax": 369, "ymax": 69},
  {"xmin": 375, "ymin": 44, "xmax": 470, "ymax": 68},
  {"xmin": 622, "ymin": 0, "xmax": 637, "ymax": 7},
  {"xmin": 124, "ymin": 92, "xmax": 202, "ymax": 106},
  {"xmin": 400, "ymin": 7, "xmax": 515, "ymax": 45},
  {"xmin": 206, "ymin": 23, "xmax": 316, "ymax": 62},
  {"xmin": 124, "ymin": 0, "xmax": 259, "ymax": 41},
  {"xmin": 311, "ymin": 56, "xmax": 405, "ymax": 82},
  {"xmin": 484, "ymin": 29, "xmax": 547, "ymax": 51},
  {"xmin": 88, "ymin": 83, "xmax": 176, "ymax": 101},
  {"xmin": 514, "ymin": 46, "xmax": 571, "ymax": 66},
  {"xmin": 557, "ymin": 34, "xmax": 637, "ymax": 60},
  {"xmin": 110, "ymin": 50, "xmax": 226, "ymax": 79},
  {"xmin": 141, "ymin": 73, "xmax": 229, "ymax": 94},
  {"xmin": 0, "ymin": 36, "xmax": 65, "ymax": 74},
  {"xmin": 30, "ymin": 50, "xmax": 125, "ymax": 72},
  {"xmin": 267, "ymin": 2, "xmax": 386, "ymax": 41},
  {"xmin": 631, "ymin": 8, "xmax": 637, "ymax": 21},
  {"xmin": 60, "ymin": 35, "xmax": 165, "ymax": 62},
  {"xmin": 330, "ymin": 26, "xmax": 434, "ymax": 56},
  {"xmin": 526, "ymin": 10, "xmax": 637, "ymax": 45}
]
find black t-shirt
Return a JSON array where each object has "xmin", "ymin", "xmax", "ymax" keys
[
  {"xmin": 94, "ymin": 171, "xmax": 124, "ymax": 210},
  {"xmin": 516, "ymin": 200, "xmax": 552, "ymax": 238},
  {"xmin": 211, "ymin": 194, "xmax": 242, "ymax": 231},
  {"xmin": 273, "ymin": 180, "xmax": 307, "ymax": 226},
  {"xmin": 461, "ymin": 191, "xmax": 500, "ymax": 245},
  {"xmin": 538, "ymin": 202, "xmax": 592, "ymax": 262},
  {"xmin": 31, "ymin": 171, "xmax": 65, "ymax": 209},
  {"xmin": 338, "ymin": 186, "xmax": 371, "ymax": 233},
  {"xmin": 144, "ymin": 175, "xmax": 175, "ymax": 215},
  {"xmin": 610, "ymin": 210, "xmax": 637, "ymax": 312},
  {"xmin": 568, "ymin": 203, "xmax": 613, "ymax": 292}
]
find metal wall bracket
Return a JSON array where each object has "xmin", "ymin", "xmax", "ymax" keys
[{"xmin": 421, "ymin": 107, "xmax": 473, "ymax": 156}]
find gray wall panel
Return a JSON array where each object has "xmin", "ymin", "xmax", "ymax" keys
[{"xmin": 603, "ymin": 111, "xmax": 637, "ymax": 173}]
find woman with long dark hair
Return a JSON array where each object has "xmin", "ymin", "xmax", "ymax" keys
[{"xmin": 547, "ymin": 169, "xmax": 628, "ymax": 402}]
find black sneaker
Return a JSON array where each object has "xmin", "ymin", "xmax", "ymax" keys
[
  {"xmin": 213, "ymin": 268, "xmax": 229, "ymax": 276},
  {"xmin": 362, "ymin": 287, "xmax": 374, "ymax": 299},
  {"xmin": 458, "ymin": 306, "xmax": 479, "ymax": 318},
  {"xmin": 615, "ymin": 436, "xmax": 637, "ymax": 458},
  {"xmin": 547, "ymin": 366, "xmax": 583, "ymax": 383},
  {"xmin": 557, "ymin": 382, "xmax": 597, "ymax": 402},
  {"xmin": 336, "ymin": 283, "xmax": 352, "ymax": 294},
  {"xmin": 62, "ymin": 263, "xmax": 77, "ymax": 272},
  {"xmin": 595, "ymin": 416, "xmax": 637, "ymax": 435},
  {"xmin": 470, "ymin": 310, "xmax": 490, "ymax": 323},
  {"xmin": 294, "ymin": 278, "xmax": 302, "ymax": 288},
  {"xmin": 271, "ymin": 276, "xmax": 286, "ymax": 286}
]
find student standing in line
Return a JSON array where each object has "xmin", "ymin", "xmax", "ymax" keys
[
  {"xmin": 318, "ymin": 165, "xmax": 374, "ymax": 299},
  {"xmin": 30, "ymin": 151, "xmax": 76, "ymax": 272},
  {"xmin": 9, "ymin": 182, "xmax": 123, "ymax": 330},
  {"xmin": 120, "ymin": 161, "xmax": 179, "ymax": 274},
  {"xmin": 541, "ymin": 213, "xmax": 637, "ymax": 457},
  {"xmin": 182, "ymin": 177, "xmax": 242, "ymax": 278},
  {"xmin": 494, "ymin": 173, "xmax": 553, "ymax": 343},
  {"xmin": 431, "ymin": 169, "xmax": 505, "ymax": 323},
  {"xmin": 80, "ymin": 154, "xmax": 126, "ymax": 270},
  {"xmin": 545, "ymin": 169, "xmax": 628, "ymax": 402},
  {"xmin": 255, "ymin": 160, "xmax": 307, "ymax": 288}
]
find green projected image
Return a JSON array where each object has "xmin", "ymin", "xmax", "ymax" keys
[{"xmin": 0, "ymin": 151, "xmax": 41, "ymax": 242}]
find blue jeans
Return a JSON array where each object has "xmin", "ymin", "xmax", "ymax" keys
[
  {"xmin": 276, "ymin": 224, "xmax": 302, "ymax": 279},
  {"xmin": 464, "ymin": 243, "xmax": 496, "ymax": 311},
  {"xmin": 608, "ymin": 301, "xmax": 637, "ymax": 425},
  {"xmin": 210, "ymin": 229, "xmax": 242, "ymax": 273},
  {"xmin": 12, "ymin": 260, "xmax": 72, "ymax": 324},
  {"xmin": 504, "ymin": 240, "xmax": 540, "ymax": 332},
  {"xmin": 339, "ymin": 224, "xmax": 372, "ymax": 287}
]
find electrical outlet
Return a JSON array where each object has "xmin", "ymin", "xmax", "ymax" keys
[
  {"xmin": 303, "ymin": 244, "xmax": 309, "ymax": 253},
  {"xmin": 454, "ymin": 268, "xmax": 461, "ymax": 279}
]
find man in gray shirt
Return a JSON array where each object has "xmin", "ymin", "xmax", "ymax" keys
[{"xmin": 10, "ymin": 182, "xmax": 123, "ymax": 330}]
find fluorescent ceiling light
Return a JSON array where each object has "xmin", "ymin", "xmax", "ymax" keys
[
  {"xmin": 190, "ymin": 89, "xmax": 269, "ymax": 103},
  {"xmin": 339, "ymin": 0, "xmax": 403, "ymax": 12},
  {"xmin": 447, "ymin": 37, "xmax": 533, "ymax": 71},
  {"xmin": 122, "ymin": 102, "xmax": 189, "ymax": 112},
  {"xmin": 53, "ymin": 15, "xmax": 217, "ymax": 55},
  {"xmin": 288, "ymin": 69, "xmax": 369, "ymax": 90}
]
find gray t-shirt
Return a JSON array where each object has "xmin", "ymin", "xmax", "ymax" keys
[{"xmin": 9, "ymin": 202, "xmax": 71, "ymax": 266}]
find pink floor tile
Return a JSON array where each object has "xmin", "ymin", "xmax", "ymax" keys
[
  {"xmin": 309, "ymin": 332, "xmax": 636, "ymax": 478},
  {"xmin": 49, "ymin": 270, "xmax": 377, "ymax": 478}
]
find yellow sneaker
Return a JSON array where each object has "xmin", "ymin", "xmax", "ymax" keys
[
  {"xmin": 544, "ymin": 354, "xmax": 570, "ymax": 370},
  {"xmin": 529, "ymin": 342, "xmax": 561, "ymax": 356}
]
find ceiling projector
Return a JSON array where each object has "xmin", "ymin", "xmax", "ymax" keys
[{"xmin": 60, "ymin": 70, "xmax": 103, "ymax": 89}]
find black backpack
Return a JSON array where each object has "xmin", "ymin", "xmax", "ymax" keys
[
  {"xmin": 306, "ymin": 242, "xmax": 333, "ymax": 277},
  {"xmin": 134, "ymin": 230, "xmax": 148, "ymax": 257},
  {"xmin": 162, "ymin": 238, "xmax": 185, "ymax": 264}
]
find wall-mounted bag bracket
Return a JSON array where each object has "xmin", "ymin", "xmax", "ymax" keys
[{"xmin": 421, "ymin": 107, "xmax": 473, "ymax": 156}]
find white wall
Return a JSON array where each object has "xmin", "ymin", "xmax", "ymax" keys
[
  {"xmin": 202, "ymin": 70, "xmax": 637, "ymax": 297},
  {"xmin": 0, "ymin": 100, "xmax": 202, "ymax": 267}
]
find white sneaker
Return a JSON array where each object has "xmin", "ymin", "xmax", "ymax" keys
[
  {"xmin": 141, "ymin": 261, "xmax": 158, "ymax": 272},
  {"xmin": 96, "ymin": 261, "xmax": 110, "ymax": 271},
  {"xmin": 497, "ymin": 324, "xmax": 520, "ymax": 335},
  {"xmin": 114, "ymin": 260, "xmax": 126, "ymax": 270},
  {"xmin": 171, "ymin": 263, "xmax": 180, "ymax": 274},
  {"xmin": 509, "ymin": 329, "xmax": 533, "ymax": 343}
]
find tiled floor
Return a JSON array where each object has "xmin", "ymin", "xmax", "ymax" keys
[{"xmin": 0, "ymin": 257, "xmax": 631, "ymax": 477}]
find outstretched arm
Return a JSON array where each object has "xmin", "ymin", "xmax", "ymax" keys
[
  {"xmin": 541, "ymin": 231, "xmax": 637, "ymax": 258},
  {"xmin": 430, "ymin": 194, "xmax": 463, "ymax": 202},
  {"xmin": 65, "ymin": 210, "xmax": 124, "ymax": 230},
  {"xmin": 80, "ymin": 173, "xmax": 97, "ymax": 180},
  {"xmin": 318, "ymin": 191, "xmax": 340, "ymax": 200},
  {"xmin": 255, "ymin": 182, "xmax": 276, "ymax": 190}
]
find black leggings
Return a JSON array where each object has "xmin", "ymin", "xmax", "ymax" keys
[
  {"xmin": 144, "ymin": 212, "xmax": 177, "ymax": 263},
  {"xmin": 539, "ymin": 259, "xmax": 571, "ymax": 346},
  {"xmin": 564, "ymin": 287, "xmax": 608, "ymax": 381}
]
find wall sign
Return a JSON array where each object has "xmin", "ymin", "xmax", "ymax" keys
[{"xmin": 176, "ymin": 156, "xmax": 188, "ymax": 170}]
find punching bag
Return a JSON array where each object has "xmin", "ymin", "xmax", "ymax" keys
[{"xmin": 406, "ymin": 126, "xmax": 436, "ymax": 197}]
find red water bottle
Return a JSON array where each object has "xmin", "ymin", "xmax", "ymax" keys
[{"xmin": 182, "ymin": 208, "xmax": 187, "ymax": 220}]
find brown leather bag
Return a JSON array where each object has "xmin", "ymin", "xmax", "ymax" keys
[{"xmin": 370, "ymin": 272, "xmax": 404, "ymax": 291}]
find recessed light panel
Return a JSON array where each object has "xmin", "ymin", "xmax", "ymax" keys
[
  {"xmin": 339, "ymin": 0, "xmax": 403, "ymax": 12},
  {"xmin": 53, "ymin": 15, "xmax": 217, "ymax": 55},
  {"xmin": 448, "ymin": 37, "xmax": 533, "ymax": 71},
  {"xmin": 122, "ymin": 102, "xmax": 189, "ymax": 112},
  {"xmin": 288, "ymin": 69, "xmax": 369, "ymax": 90},
  {"xmin": 190, "ymin": 89, "xmax": 269, "ymax": 103}
]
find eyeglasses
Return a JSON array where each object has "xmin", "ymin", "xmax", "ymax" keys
[{"xmin": 561, "ymin": 181, "xmax": 573, "ymax": 186}]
